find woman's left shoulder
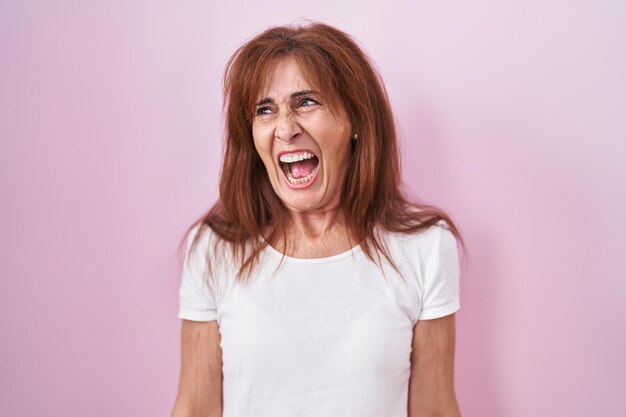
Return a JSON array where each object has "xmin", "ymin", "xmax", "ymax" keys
[{"xmin": 382, "ymin": 220, "xmax": 455, "ymax": 249}]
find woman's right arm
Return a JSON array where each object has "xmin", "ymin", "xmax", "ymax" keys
[{"xmin": 171, "ymin": 319, "xmax": 223, "ymax": 417}]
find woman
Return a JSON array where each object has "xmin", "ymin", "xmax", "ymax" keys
[{"xmin": 172, "ymin": 22, "xmax": 465, "ymax": 417}]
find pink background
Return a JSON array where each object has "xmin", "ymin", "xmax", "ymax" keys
[{"xmin": 1, "ymin": 1, "xmax": 625, "ymax": 416}]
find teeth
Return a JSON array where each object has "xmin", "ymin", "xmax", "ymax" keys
[
  {"xmin": 279, "ymin": 151, "xmax": 315, "ymax": 163},
  {"xmin": 285, "ymin": 165, "xmax": 318, "ymax": 184}
]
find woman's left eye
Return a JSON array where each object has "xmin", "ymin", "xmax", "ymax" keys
[{"xmin": 299, "ymin": 98, "xmax": 319, "ymax": 107}]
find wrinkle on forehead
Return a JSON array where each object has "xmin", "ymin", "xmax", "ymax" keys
[
  {"xmin": 255, "ymin": 57, "xmax": 308, "ymax": 101},
  {"xmin": 253, "ymin": 56, "xmax": 344, "ymax": 115}
]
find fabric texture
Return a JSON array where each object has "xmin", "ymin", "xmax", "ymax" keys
[{"xmin": 178, "ymin": 222, "xmax": 461, "ymax": 417}]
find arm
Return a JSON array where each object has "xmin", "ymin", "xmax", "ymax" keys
[
  {"xmin": 408, "ymin": 313, "xmax": 461, "ymax": 417},
  {"xmin": 171, "ymin": 319, "xmax": 223, "ymax": 417}
]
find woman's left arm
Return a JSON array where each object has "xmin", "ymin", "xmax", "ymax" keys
[{"xmin": 408, "ymin": 313, "xmax": 461, "ymax": 417}]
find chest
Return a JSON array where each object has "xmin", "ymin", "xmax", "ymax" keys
[{"xmin": 215, "ymin": 257, "xmax": 419, "ymax": 388}]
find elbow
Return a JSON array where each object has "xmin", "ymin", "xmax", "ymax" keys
[
  {"xmin": 171, "ymin": 400, "xmax": 222, "ymax": 417},
  {"xmin": 409, "ymin": 402, "xmax": 462, "ymax": 417},
  {"xmin": 411, "ymin": 412, "xmax": 461, "ymax": 417}
]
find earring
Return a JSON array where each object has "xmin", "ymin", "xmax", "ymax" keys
[{"xmin": 352, "ymin": 133, "xmax": 358, "ymax": 140}]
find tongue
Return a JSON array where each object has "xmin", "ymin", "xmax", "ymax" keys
[{"xmin": 290, "ymin": 158, "xmax": 317, "ymax": 179}]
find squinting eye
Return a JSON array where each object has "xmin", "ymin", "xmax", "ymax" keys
[
  {"xmin": 299, "ymin": 98, "xmax": 319, "ymax": 107},
  {"xmin": 255, "ymin": 107, "xmax": 272, "ymax": 116}
]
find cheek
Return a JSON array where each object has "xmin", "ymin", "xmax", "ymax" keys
[
  {"xmin": 322, "ymin": 127, "xmax": 351, "ymax": 163},
  {"xmin": 252, "ymin": 128, "xmax": 275, "ymax": 170}
]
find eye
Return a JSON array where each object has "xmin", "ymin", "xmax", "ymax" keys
[
  {"xmin": 298, "ymin": 97, "xmax": 320, "ymax": 108},
  {"xmin": 255, "ymin": 106, "xmax": 273, "ymax": 117}
]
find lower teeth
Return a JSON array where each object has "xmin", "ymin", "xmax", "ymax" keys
[{"xmin": 287, "ymin": 166, "xmax": 318, "ymax": 184}]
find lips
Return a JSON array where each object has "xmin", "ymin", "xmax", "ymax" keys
[{"xmin": 277, "ymin": 149, "xmax": 320, "ymax": 188}]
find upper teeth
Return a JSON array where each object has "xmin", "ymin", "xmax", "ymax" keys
[{"xmin": 279, "ymin": 152, "xmax": 315, "ymax": 163}]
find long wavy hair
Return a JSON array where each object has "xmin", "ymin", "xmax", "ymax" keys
[{"xmin": 181, "ymin": 22, "xmax": 465, "ymax": 280}]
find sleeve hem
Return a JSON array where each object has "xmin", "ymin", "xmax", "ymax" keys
[
  {"xmin": 417, "ymin": 300, "xmax": 460, "ymax": 321},
  {"xmin": 178, "ymin": 309, "xmax": 218, "ymax": 322}
]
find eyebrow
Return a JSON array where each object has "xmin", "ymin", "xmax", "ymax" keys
[{"xmin": 255, "ymin": 90, "xmax": 320, "ymax": 106}]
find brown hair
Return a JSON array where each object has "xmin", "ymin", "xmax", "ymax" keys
[{"xmin": 181, "ymin": 21, "xmax": 465, "ymax": 280}]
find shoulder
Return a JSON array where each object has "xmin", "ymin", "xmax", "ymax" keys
[
  {"xmin": 186, "ymin": 223, "xmax": 216, "ymax": 248},
  {"xmin": 183, "ymin": 224, "xmax": 214, "ymax": 264},
  {"xmin": 375, "ymin": 221, "xmax": 458, "ymax": 275},
  {"xmin": 382, "ymin": 220, "xmax": 456, "ymax": 252},
  {"xmin": 183, "ymin": 223, "xmax": 235, "ymax": 275}
]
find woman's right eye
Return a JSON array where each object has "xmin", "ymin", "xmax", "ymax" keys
[{"xmin": 255, "ymin": 107, "xmax": 272, "ymax": 117}]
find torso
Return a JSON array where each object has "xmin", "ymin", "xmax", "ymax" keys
[{"xmin": 179, "ymin": 222, "xmax": 461, "ymax": 417}]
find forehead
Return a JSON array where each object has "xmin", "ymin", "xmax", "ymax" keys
[{"xmin": 255, "ymin": 57, "xmax": 312, "ymax": 99}]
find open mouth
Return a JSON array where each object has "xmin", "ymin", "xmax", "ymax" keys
[{"xmin": 278, "ymin": 150, "xmax": 320, "ymax": 187}]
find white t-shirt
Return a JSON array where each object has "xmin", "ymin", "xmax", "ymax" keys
[{"xmin": 178, "ymin": 222, "xmax": 461, "ymax": 417}]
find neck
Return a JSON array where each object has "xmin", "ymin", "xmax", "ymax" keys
[
  {"xmin": 267, "ymin": 207, "xmax": 357, "ymax": 258},
  {"xmin": 287, "ymin": 207, "xmax": 346, "ymax": 239}
]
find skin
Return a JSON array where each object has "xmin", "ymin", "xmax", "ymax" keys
[
  {"xmin": 251, "ymin": 56, "xmax": 355, "ymax": 258},
  {"xmin": 171, "ymin": 57, "xmax": 460, "ymax": 417},
  {"xmin": 172, "ymin": 320, "xmax": 223, "ymax": 417},
  {"xmin": 409, "ymin": 314, "xmax": 462, "ymax": 417}
]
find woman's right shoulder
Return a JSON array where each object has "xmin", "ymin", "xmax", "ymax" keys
[
  {"xmin": 184, "ymin": 223, "xmax": 228, "ymax": 264},
  {"xmin": 183, "ymin": 223, "xmax": 240, "ymax": 284},
  {"xmin": 183, "ymin": 223, "xmax": 210, "ymax": 257}
]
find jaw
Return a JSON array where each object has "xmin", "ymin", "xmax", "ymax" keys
[
  {"xmin": 270, "ymin": 161, "xmax": 350, "ymax": 216},
  {"xmin": 265, "ymin": 143, "xmax": 351, "ymax": 213},
  {"xmin": 276, "ymin": 149, "xmax": 321, "ymax": 189}
]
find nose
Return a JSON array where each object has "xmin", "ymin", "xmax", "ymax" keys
[{"xmin": 274, "ymin": 111, "xmax": 302, "ymax": 143}]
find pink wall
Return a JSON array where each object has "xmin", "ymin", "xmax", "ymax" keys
[{"xmin": 1, "ymin": 2, "xmax": 624, "ymax": 416}]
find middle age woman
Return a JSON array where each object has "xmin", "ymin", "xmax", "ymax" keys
[{"xmin": 173, "ymin": 22, "xmax": 464, "ymax": 417}]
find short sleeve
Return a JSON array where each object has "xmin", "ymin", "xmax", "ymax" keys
[
  {"xmin": 177, "ymin": 225, "xmax": 218, "ymax": 322},
  {"xmin": 418, "ymin": 225, "xmax": 461, "ymax": 320}
]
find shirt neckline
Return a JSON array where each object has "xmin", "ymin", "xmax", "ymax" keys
[{"xmin": 260, "ymin": 236, "xmax": 363, "ymax": 264}]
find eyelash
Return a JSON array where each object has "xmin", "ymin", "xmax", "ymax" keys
[
  {"xmin": 255, "ymin": 107, "xmax": 272, "ymax": 116},
  {"xmin": 254, "ymin": 97, "xmax": 320, "ymax": 117},
  {"xmin": 299, "ymin": 97, "xmax": 319, "ymax": 107}
]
